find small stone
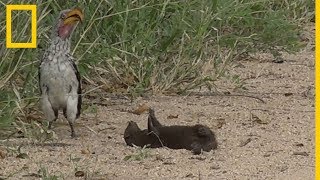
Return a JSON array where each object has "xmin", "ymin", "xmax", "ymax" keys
[
  {"xmin": 155, "ymin": 154, "xmax": 164, "ymax": 161},
  {"xmin": 263, "ymin": 153, "xmax": 271, "ymax": 157},
  {"xmin": 280, "ymin": 166, "xmax": 288, "ymax": 172},
  {"xmin": 284, "ymin": 93, "xmax": 293, "ymax": 96},
  {"xmin": 294, "ymin": 143, "xmax": 304, "ymax": 147},
  {"xmin": 185, "ymin": 173, "xmax": 194, "ymax": 178},
  {"xmin": 75, "ymin": 171, "xmax": 85, "ymax": 177},
  {"xmin": 239, "ymin": 138, "xmax": 251, "ymax": 147},
  {"xmin": 215, "ymin": 119, "xmax": 226, "ymax": 129},
  {"xmin": 210, "ymin": 165, "xmax": 220, "ymax": 170}
]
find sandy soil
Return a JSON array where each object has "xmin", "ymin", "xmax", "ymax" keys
[{"xmin": 0, "ymin": 27, "xmax": 314, "ymax": 179}]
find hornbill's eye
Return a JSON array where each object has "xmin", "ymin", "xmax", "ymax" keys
[{"xmin": 60, "ymin": 13, "xmax": 66, "ymax": 19}]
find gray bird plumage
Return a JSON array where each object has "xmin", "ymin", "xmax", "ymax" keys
[{"xmin": 39, "ymin": 8, "xmax": 83, "ymax": 137}]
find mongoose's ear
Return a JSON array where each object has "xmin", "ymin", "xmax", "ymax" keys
[{"xmin": 124, "ymin": 121, "xmax": 141, "ymax": 137}]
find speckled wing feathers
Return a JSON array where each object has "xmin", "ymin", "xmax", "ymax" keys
[{"xmin": 69, "ymin": 58, "xmax": 81, "ymax": 118}]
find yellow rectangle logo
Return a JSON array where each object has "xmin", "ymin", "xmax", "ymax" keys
[{"xmin": 6, "ymin": 5, "xmax": 37, "ymax": 48}]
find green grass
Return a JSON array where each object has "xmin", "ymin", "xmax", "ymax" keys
[
  {"xmin": 0, "ymin": 0, "xmax": 314, "ymax": 136},
  {"xmin": 37, "ymin": 166, "xmax": 61, "ymax": 180},
  {"xmin": 124, "ymin": 145, "xmax": 151, "ymax": 161}
]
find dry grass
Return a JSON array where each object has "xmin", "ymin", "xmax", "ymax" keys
[{"xmin": 0, "ymin": 0, "xmax": 314, "ymax": 137}]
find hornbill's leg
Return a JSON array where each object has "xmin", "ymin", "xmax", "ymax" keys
[
  {"xmin": 66, "ymin": 93, "xmax": 79, "ymax": 138},
  {"xmin": 40, "ymin": 95, "xmax": 58, "ymax": 129}
]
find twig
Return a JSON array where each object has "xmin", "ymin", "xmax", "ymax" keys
[
  {"xmin": 224, "ymin": 94, "xmax": 265, "ymax": 103},
  {"xmin": 188, "ymin": 92, "xmax": 265, "ymax": 103},
  {"xmin": 148, "ymin": 131, "xmax": 164, "ymax": 147},
  {"xmin": 85, "ymin": 125, "xmax": 98, "ymax": 135}
]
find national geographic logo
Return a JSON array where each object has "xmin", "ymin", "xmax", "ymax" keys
[{"xmin": 6, "ymin": 5, "xmax": 37, "ymax": 48}]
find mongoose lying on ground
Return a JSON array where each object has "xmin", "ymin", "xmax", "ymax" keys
[{"xmin": 124, "ymin": 108, "xmax": 218, "ymax": 154}]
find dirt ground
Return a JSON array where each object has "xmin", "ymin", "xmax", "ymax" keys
[{"xmin": 0, "ymin": 26, "xmax": 315, "ymax": 179}]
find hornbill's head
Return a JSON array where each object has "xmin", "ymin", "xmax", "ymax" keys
[{"xmin": 55, "ymin": 7, "xmax": 84, "ymax": 40}]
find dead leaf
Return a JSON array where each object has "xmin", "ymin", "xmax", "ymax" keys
[
  {"xmin": 123, "ymin": 75, "xmax": 135, "ymax": 86},
  {"xmin": 0, "ymin": 149, "xmax": 6, "ymax": 159},
  {"xmin": 251, "ymin": 113, "xmax": 268, "ymax": 124},
  {"xmin": 167, "ymin": 114, "xmax": 178, "ymax": 119},
  {"xmin": 16, "ymin": 153, "xmax": 29, "ymax": 159},
  {"xmin": 81, "ymin": 148, "xmax": 90, "ymax": 154},
  {"xmin": 132, "ymin": 104, "xmax": 149, "ymax": 115},
  {"xmin": 101, "ymin": 83, "xmax": 112, "ymax": 92},
  {"xmin": 114, "ymin": 87, "xmax": 127, "ymax": 93}
]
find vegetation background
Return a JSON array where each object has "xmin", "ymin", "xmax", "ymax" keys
[{"xmin": 0, "ymin": 0, "xmax": 314, "ymax": 138}]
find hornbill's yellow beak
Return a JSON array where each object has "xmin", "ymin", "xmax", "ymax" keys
[{"xmin": 63, "ymin": 7, "xmax": 84, "ymax": 25}]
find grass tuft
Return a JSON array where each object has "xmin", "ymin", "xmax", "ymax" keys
[{"xmin": 0, "ymin": 0, "xmax": 314, "ymax": 135}]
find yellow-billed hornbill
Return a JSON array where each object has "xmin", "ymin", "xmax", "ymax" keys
[{"xmin": 39, "ymin": 8, "xmax": 84, "ymax": 138}]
